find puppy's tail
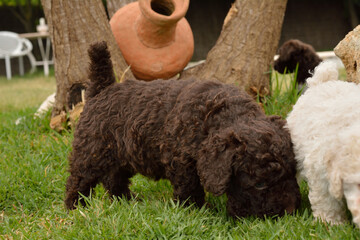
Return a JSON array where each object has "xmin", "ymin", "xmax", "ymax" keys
[
  {"xmin": 86, "ymin": 41, "xmax": 116, "ymax": 99},
  {"xmin": 306, "ymin": 60, "xmax": 338, "ymax": 88}
]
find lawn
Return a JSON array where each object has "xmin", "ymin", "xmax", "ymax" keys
[
  {"xmin": 0, "ymin": 70, "xmax": 359, "ymax": 239},
  {"xmin": 0, "ymin": 71, "xmax": 56, "ymax": 112}
]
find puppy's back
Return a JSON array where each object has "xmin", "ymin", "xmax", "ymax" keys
[{"xmin": 306, "ymin": 61, "xmax": 338, "ymax": 88}]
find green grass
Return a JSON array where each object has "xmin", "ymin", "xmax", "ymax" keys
[
  {"xmin": 1, "ymin": 71, "xmax": 359, "ymax": 239},
  {"xmin": 261, "ymin": 68, "xmax": 304, "ymax": 118},
  {"xmin": 0, "ymin": 69, "xmax": 56, "ymax": 112}
]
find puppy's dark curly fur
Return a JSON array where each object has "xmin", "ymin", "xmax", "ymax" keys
[
  {"xmin": 65, "ymin": 41, "xmax": 301, "ymax": 218},
  {"xmin": 274, "ymin": 39, "xmax": 322, "ymax": 85}
]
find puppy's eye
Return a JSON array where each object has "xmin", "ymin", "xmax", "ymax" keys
[{"xmin": 254, "ymin": 182, "xmax": 267, "ymax": 190}]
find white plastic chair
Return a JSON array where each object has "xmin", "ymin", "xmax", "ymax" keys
[{"xmin": 0, "ymin": 31, "xmax": 36, "ymax": 79}]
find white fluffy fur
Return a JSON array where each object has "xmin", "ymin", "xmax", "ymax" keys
[
  {"xmin": 286, "ymin": 61, "xmax": 360, "ymax": 227},
  {"xmin": 34, "ymin": 93, "xmax": 55, "ymax": 117}
]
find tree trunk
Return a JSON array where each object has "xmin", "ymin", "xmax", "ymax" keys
[
  {"xmin": 181, "ymin": 0, "xmax": 288, "ymax": 97},
  {"xmin": 107, "ymin": 0, "xmax": 136, "ymax": 18},
  {"xmin": 41, "ymin": 0, "xmax": 134, "ymax": 129}
]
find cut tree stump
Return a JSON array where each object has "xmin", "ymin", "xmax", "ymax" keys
[
  {"xmin": 41, "ymin": 0, "xmax": 134, "ymax": 131},
  {"xmin": 43, "ymin": 0, "xmax": 288, "ymax": 131},
  {"xmin": 334, "ymin": 24, "xmax": 360, "ymax": 83}
]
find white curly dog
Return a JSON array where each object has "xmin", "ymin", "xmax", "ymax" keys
[{"xmin": 286, "ymin": 61, "xmax": 360, "ymax": 227}]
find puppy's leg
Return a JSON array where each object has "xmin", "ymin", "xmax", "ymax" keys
[
  {"xmin": 168, "ymin": 162, "xmax": 205, "ymax": 207},
  {"xmin": 307, "ymin": 177, "xmax": 347, "ymax": 224},
  {"xmin": 65, "ymin": 170, "xmax": 100, "ymax": 210},
  {"xmin": 343, "ymin": 181, "xmax": 360, "ymax": 227},
  {"xmin": 101, "ymin": 168, "xmax": 134, "ymax": 200},
  {"xmin": 65, "ymin": 143, "xmax": 116, "ymax": 209}
]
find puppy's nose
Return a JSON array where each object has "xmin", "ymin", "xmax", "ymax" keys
[
  {"xmin": 283, "ymin": 193, "xmax": 300, "ymax": 215},
  {"xmin": 285, "ymin": 204, "xmax": 296, "ymax": 214}
]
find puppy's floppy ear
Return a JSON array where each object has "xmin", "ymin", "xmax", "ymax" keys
[{"xmin": 197, "ymin": 131, "xmax": 245, "ymax": 196}]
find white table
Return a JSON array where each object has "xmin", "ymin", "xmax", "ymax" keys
[{"xmin": 19, "ymin": 32, "xmax": 54, "ymax": 76}]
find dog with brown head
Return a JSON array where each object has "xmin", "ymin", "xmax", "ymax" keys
[{"xmin": 65, "ymin": 41, "xmax": 301, "ymax": 219}]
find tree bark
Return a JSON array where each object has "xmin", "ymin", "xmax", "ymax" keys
[
  {"xmin": 181, "ymin": 0, "xmax": 288, "ymax": 97},
  {"xmin": 41, "ymin": 0, "xmax": 134, "ymax": 124},
  {"xmin": 334, "ymin": 24, "xmax": 360, "ymax": 83},
  {"xmin": 107, "ymin": 0, "xmax": 136, "ymax": 18}
]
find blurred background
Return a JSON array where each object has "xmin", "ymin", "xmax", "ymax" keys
[{"xmin": 0, "ymin": 0, "xmax": 358, "ymax": 75}]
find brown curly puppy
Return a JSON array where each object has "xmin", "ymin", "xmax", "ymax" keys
[
  {"xmin": 274, "ymin": 39, "xmax": 322, "ymax": 86},
  {"xmin": 65, "ymin": 41, "xmax": 301, "ymax": 218}
]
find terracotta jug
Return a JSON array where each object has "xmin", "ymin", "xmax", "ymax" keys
[{"xmin": 110, "ymin": 0, "xmax": 194, "ymax": 80}]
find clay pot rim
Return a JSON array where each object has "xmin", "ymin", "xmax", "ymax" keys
[{"xmin": 139, "ymin": 0, "xmax": 189, "ymax": 24}]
